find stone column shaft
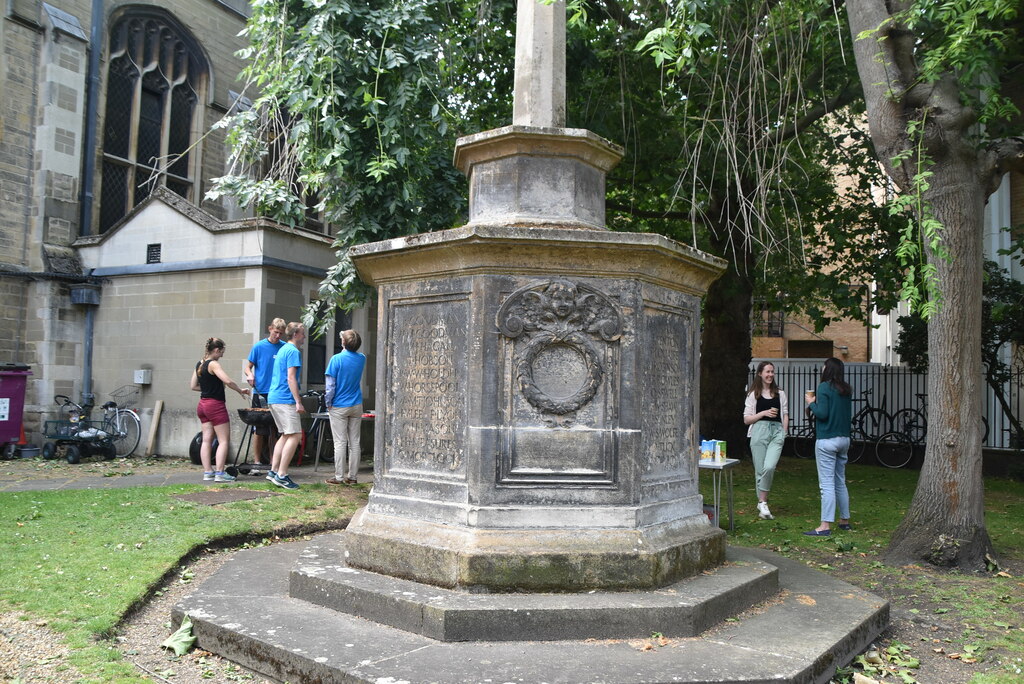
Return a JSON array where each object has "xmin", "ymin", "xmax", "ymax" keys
[{"xmin": 512, "ymin": 0, "xmax": 566, "ymax": 127}]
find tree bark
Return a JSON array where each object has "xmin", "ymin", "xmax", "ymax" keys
[
  {"xmin": 699, "ymin": 229, "xmax": 754, "ymax": 457},
  {"xmin": 885, "ymin": 163, "xmax": 994, "ymax": 569},
  {"xmin": 846, "ymin": 0, "xmax": 997, "ymax": 570}
]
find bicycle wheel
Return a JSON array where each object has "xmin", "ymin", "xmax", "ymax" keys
[
  {"xmin": 875, "ymin": 431, "xmax": 914, "ymax": 469},
  {"xmin": 856, "ymin": 408, "xmax": 891, "ymax": 441},
  {"xmin": 111, "ymin": 410, "xmax": 142, "ymax": 457},
  {"xmin": 891, "ymin": 408, "xmax": 926, "ymax": 444},
  {"xmin": 317, "ymin": 424, "xmax": 335, "ymax": 464},
  {"xmin": 847, "ymin": 431, "xmax": 865, "ymax": 464},
  {"xmin": 789, "ymin": 427, "xmax": 814, "ymax": 458}
]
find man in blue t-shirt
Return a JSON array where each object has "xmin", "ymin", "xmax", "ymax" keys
[
  {"xmin": 323, "ymin": 329, "xmax": 367, "ymax": 485},
  {"xmin": 267, "ymin": 322, "xmax": 305, "ymax": 490},
  {"xmin": 243, "ymin": 318, "xmax": 285, "ymax": 464}
]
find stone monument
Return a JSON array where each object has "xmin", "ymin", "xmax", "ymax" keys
[
  {"xmin": 175, "ymin": 4, "xmax": 890, "ymax": 680},
  {"xmin": 343, "ymin": 0, "xmax": 728, "ymax": 591}
]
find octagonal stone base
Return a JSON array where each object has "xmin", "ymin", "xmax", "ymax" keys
[
  {"xmin": 293, "ymin": 535, "xmax": 773, "ymax": 641},
  {"xmin": 345, "ymin": 507, "xmax": 726, "ymax": 591}
]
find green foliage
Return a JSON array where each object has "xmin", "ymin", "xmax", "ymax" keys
[
  {"xmin": 626, "ymin": 0, "xmax": 903, "ymax": 326},
  {"xmin": 210, "ymin": 0, "xmax": 473, "ymax": 323},
  {"xmin": 220, "ymin": 0, "xmax": 908, "ymax": 334},
  {"xmin": 854, "ymin": 0, "xmax": 1022, "ymax": 315},
  {"xmin": 896, "ymin": 260, "xmax": 1024, "ymax": 373},
  {"xmin": 898, "ymin": 0, "xmax": 1021, "ymax": 130}
]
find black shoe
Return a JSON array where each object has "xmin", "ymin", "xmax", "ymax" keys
[
  {"xmin": 838, "ymin": 523, "xmax": 853, "ymax": 531},
  {"xmin": 803, "ymin": 529, "xmax": 831, "ymax": 537}
]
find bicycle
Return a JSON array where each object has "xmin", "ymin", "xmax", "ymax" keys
[
  {"xmin": 790, "ymin": 420, "xmax": 864, "ymax": 464},
  {"xmin": 890, "ymin": 393, "xmax": 990, "ymax": 447},
  {"xmin": 789, "ymin": 422, "xmax": 816, "ymax": 459},
  {"xmin": 102, "ymin": 385, "xmax": 143, "ymax": 457},
  {"xmin": 873, "ymin": 431, "xmax": 916, "ymax": 468},
  {"xmin": 891, "ymin": 393, "xmax": 927, "ymax": 445},
  {"xmin": 851, "ymin": 389, "xmax": 891, "ymax": 441}
]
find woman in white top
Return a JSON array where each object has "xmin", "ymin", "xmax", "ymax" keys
[{"xmin": 742, "ymin": 361, "xmax": 789, "ymax": 520}]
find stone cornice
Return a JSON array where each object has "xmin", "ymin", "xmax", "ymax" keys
[{"xmin": 350, "ymin": 224, "xmax": 726, "ymax": 296}]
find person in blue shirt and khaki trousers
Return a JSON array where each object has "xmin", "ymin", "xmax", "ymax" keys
[{"xmin": 324, "ymin": 329, "xmax": 367, "ymax": 485}]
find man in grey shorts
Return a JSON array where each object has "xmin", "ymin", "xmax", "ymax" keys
[{"xmin": 266, "ymin": 322, "xmax": 306, "ymax": 489}]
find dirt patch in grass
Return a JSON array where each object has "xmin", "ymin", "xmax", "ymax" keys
[
  {"xmin": 1, "ymin": 454, "xmax": 194, "ymax": 482},
  {"xmin": 116, "ymin": 546, "xmax": 278, "ymax": 684},
  {"xmin": 774, "ymin": 541, "xmax": 1024, "ymax": 683},
  {"xmin": 0, "ymin": 611, "xmax": 85, "ymax": 682}
]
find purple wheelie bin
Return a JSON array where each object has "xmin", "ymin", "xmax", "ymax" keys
[{"xmin": 1, "ymin": 364, "xmax": 32, "ymax": 454}]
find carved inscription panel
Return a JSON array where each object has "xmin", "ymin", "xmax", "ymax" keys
[
  {"xmin": 642, "ymin": 308, "xmax": 694, "ymax": 477},
  {"xmin": 387, "ymin": 299, "xmax": 468, "ymax": 477}
]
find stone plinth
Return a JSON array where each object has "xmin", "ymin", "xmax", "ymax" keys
[
  {"xmin": 290, "ymin": 536, "xmax": 779, "ymax": 641},
  {"xmin": 454, "ymin": 126, "xmax": 624, "ymax": 230},
  {"xmin": 348, "ymin": 224, "xmax": 728, "ymax": 591}
]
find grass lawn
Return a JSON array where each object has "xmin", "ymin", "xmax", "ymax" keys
[
  {"xmin": 702, "ymin": 456, "xmax": 1024, "ymax": 684},
  {"xmin": 1, "ymin": 456, "xmax": 1021, "ymax": 683},
  {"xmin": 1, "ymin": 478, "xmax": 366, "ymax": 682}
]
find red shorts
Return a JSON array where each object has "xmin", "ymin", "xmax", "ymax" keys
[{"xmin": 197, "ymin": 398, "xmax": 230, "ymax": 426}]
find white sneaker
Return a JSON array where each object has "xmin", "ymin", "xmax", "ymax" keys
[{"xmin": 757, "ymin": 501, "xmax": 774, "ymax": 520}]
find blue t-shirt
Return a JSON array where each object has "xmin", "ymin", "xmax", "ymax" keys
[
  {"xmin": 247, "ymin": 338, "xmax": 285, "ymax": 394},
  {"xmin": 268, "ymin": 343, "xmax": 301, "ymax": 405},
  {"xmin": 325, "ymin": 350, "xmax": 366, "ymax": 408}
]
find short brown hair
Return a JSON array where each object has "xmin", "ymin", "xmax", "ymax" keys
[
  {"xmin": 285, "ymin": 322, "xmax": 305, "ymax": 340},
  {"xmin": 340, "ymin": 329, "xmax": 361, "ymax": 352}
]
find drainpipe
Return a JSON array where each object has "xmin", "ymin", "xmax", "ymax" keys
[
  {"xmin": 70, "ymin": 284, "xmax": 102, "ymax": 412},
  {"xmin": 78, "ymin": 0, "xmax": 104, "ymax": 413},
  {"xmin": 79, "ymin": 0, "xmax": 104, "ymax": 237}
]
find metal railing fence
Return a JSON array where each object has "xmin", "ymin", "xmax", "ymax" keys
[{"xmin": 748, "ymin": 361, "xmax": 1022, "ymax": 450}]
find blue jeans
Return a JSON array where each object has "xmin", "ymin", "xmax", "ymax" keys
[{"xmin": 814, "ymin": 436, "xmax": 850, "ymax": 523}]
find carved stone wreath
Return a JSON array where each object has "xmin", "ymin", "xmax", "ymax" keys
[{"xmin": 496, "ymin": 278, "xmax": 623, "ymax": 416}]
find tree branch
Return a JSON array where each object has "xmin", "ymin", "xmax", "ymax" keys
[
  {"xmin": 983, "ymin": 136, "xmax": 1024, "ymax": 195},
  {"xmin": 597, "ymin": 0, "xmax": 639, "ymax": 31},
  {"xmin": 771, "ymin": 81, "xmax": 862, "ymax": 145}
]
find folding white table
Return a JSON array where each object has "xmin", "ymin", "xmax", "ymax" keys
[{"xmin": 698, "ymin": 457, "xmax": 740, "ymax": 532}]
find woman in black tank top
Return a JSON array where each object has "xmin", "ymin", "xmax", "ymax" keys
[
  {"xmin": 189, "ymin": 337, "xmax": 250, "ymax": 482},
  {"xmin": 742, "ymin": 361, "xmax": 789, "ymax": 520}
]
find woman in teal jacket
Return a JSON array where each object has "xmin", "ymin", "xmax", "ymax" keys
[{"xmin": 804, "ymin": 357, "xmax": 853, "ymax": 536}]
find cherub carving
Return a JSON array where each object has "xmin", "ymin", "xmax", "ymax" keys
[{"xmin": 496, "ymin": 279, "xmax": 624, "ymax": 416}]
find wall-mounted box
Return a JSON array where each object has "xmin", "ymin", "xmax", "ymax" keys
[{"xmin": 133, "ymin": 369, "xmax": 152, "ymax": 385}]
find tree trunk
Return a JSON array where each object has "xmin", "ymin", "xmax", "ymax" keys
[
  {"xmin": 700, "ymin": 241, "xmax": 754, "ymax": 457},
  {"xmin": 883, "ymin": 165, "xmax": 994, "ymax": 570},
  {"xmin": 846, "ymin": 0, "xmax": 996, "ymax": 571}
]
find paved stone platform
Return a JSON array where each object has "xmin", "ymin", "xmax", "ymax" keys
[{"xmin": 174, "ymin": 535, "xmax": 889, "ymax": 684}]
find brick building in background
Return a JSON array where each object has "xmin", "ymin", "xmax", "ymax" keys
[{"xmin": 1, "ymin": 0, "xmax": 373, "ymax": 455}]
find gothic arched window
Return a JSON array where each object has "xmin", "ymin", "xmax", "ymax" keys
[{"xmin": 99, "ymin": 12, "xmax": 207, "ymax": 233}]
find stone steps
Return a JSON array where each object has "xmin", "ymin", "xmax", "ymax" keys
[
  {"xmin": 174, "ymin": 534, "xmax": 888, "ymax": 684},
  {"xmin": 289, "ymin": 533, "xmax": 778, "ymax": 641}
]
